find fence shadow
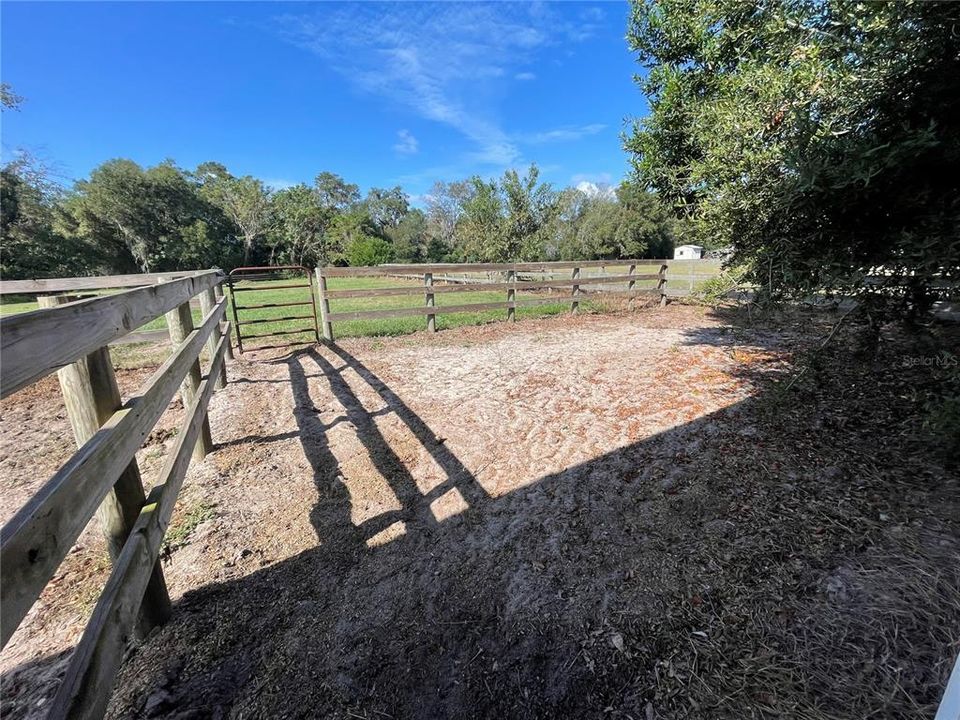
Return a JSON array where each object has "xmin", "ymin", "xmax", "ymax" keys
[
  {"xmin": 284, "ymin": 346, "xmax": 490, "ymax": 551},
  {"xmin": 3, "ymin": 315, "xmax": 957, "ymax": 720},
  {"xmin": 100, "ymin": 370, "xmax": 774, "ymax": 717}
]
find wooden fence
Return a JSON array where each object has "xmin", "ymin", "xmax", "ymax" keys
[
  {"xmin": 316, "ymin": 260, "xmax": 669, "ymax": 341},
  {"xmin": 660, "ymin": 259, "xmax": 725, "ymax": 296},
  {"xmin": 0, "ymin": 270, "xmax": 202, "ymax": 295},
  {"xmin": 0, "ymin": 269, "xmax": 231, "ymax": 718}
]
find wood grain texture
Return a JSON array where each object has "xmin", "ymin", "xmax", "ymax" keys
[
  {"xmin": 571, "ymin": 267, "xmax": 581, "ymax": 314},
  {"xmin": 0, "ymin": 271, "xmax": 201, "ymax": 295},
  {"xmin": 46, "ymin": 332, "xmax": 229, "ymax": 720},
  {"xmin": 315, "ymin": 268, "xmax": 334, "ymax": 342},
  {"xmin": 0, "ymin": 270, "xmax": 223, "ymax": 399},
  {"xmin": 0, "ymin": 299, "xmax": 226, "ymax": 649},
  {"xmin": 198, "ymin": 288, "xmax": 227, "ymax": 390},
  {"xmin": 657, "ymin": 263, "xmax": 669, "ymax": 307},
  {"xmin": 425, "ymin": 273, "xmax": 436, "ymax": 333},
  {"xmin": 35, "ymin": 297, "xmax": 171, "ymax": 638},
  {"xmin": 213, "ymin": 284, "xmax": 234, "ymax": 360},
  {"xmin": 160, "ymin": 280, "xmax": 214, "ymax": 461}
]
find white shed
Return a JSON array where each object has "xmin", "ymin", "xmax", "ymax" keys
[{"xmin": 673, "ymin": 244, "xmax": 704, "ymax": 260}]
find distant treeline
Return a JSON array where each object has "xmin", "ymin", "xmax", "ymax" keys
[{"xmin": 0, "ymin": 154, "xmax": 681, "ymax": 280}]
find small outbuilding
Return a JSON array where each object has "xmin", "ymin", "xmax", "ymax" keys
[{"xmin": 673, "ymin": 245, "xmax": 704, "ymax": 260}]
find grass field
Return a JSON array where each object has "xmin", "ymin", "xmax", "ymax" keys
[
  {"xmin": 225, "ymin": 270, "xmax": 660, "ymax": 345},
  {"xmin": 0, "ymin": 270, "xmax": 662, "ymax": 347},
  {"xmin": 0, "ymin": 292, "xmax": 187, "ymax": 333}
]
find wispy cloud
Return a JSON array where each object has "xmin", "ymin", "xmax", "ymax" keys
[
  {"xmin": 275, "ymin": 4, "xmax": 604, "ymax": 169},
  {"xmin": 515, "ymin": 71, "xmax": 536, "ymax": 81},
  {"xmin": 393, "ymin": 129, "xmax": 419, "ymax": 155},
  {"xmin": 520, "ymin": 123, "xmax": 607, "ymax": 144}
]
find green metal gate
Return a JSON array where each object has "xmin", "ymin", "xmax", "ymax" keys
[{"xmin": 226, "ymin": 266, "xmax": 320, "ymax": 352}]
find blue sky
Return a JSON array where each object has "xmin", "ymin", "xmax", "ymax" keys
[{"xmin": 1, "ymin": 2, "xmax": 646, "ymax": 200}]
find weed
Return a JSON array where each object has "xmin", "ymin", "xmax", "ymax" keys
[{"xmin": 163, "ymin": 500, "xmax": 218, "ymax": 553}]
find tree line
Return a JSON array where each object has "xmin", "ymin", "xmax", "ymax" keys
[{"xmin": 1, "ymin": 149, "xmax": 680, "ymax": 280}]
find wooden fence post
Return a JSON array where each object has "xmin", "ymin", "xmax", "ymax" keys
[
  {"xmin": 658, "ymin": 263, "xmax": 669, "ymax": 307},
  {"xmin": 571, "ymin": 266, "xmax": 581, "ymax": 314},
  {"xmin": 213, "ymin": 284, "xmax": 234, "ymax": 360},
  {"xmin": 159, "ymin": 279, "xmax": 214, "ymax": 460},
  {"xmin": 506, "ymin": 269, "xmax": 516, "ymax": 322},
  {"xmin": 315, "ymin": 267, "xmax": 334, "ymax": 342},
  {"xmin": 628, "ymin": 263, "xmax": 636, "ymax": 292},
  {"xmin": 36, "ymin": 296, "xmax": 172, "ymax": 637},
  {"xmin": 198, "ymin": 288, "xmax": 227, "ymax": 390},
  {"xmin": 425, "ymin": 272, "xmax": 436, "ymax": 332}
]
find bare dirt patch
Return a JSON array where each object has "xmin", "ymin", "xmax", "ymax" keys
[
  {"xmin": 1, "ymin": 306, "xmax": 957, "ymax": 719},
  {"xmin": 0, "ymin": 353, "xmax": 184, "ymax": 706}
]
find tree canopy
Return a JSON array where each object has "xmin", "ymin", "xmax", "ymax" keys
[
  {"xmin": 1, "ymin": 156, "xmax": 680, "ymax": 279},
  {"xmin": 626, "ymin": 0, "xmax": 960, "ymax": 315}
]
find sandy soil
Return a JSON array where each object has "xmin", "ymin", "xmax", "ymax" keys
[
  {"xmin": 0, "ymin": 359, "xmax": 187, "ymax": 696},
  {"xmin": 1, "ymin": 305, "xmax": 957, "ymax": 719}
]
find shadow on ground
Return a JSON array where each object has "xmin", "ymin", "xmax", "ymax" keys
[{"xmin": 3, "ymin": 311, "xmax": 958, "ymax": 720}]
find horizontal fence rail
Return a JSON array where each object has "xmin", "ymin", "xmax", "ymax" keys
[
  {"xmin": 0, "ymin": 270, "xmax": 223, "ymax": 399},
  {"xmin": 0, "ymin": 268, "xmax": 231, "ymax": 719},
  {"xmin": 315, "ymin": 260, "xmax": 669, "ymax": 341},
  {"xmin": 320, "ymin": 260, "xmax": 661, "ymax": 276},
  {"xmin": 49, "ymin": 332, "xmax": 230, "ymax": 719},
  {"xmin": 0, "ymin": 271, "xmax": 203, "ymax": 295},
  {"xmin": 0, "ymin": 298, "xmax": 226, "ymax": 643}
]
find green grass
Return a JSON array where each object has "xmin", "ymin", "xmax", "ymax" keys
[
  {"xmin": 232, "ymin": 272, "xmax": 659, "ymax": 342},
  {"xmin": 0, "ymin": 296, "xmax": 39, "ymax": 315},
  {"xmin": 2, "ymin": 270, "xmax": 661, "ymax": 346},
  {"xmin": 0, "ymin": 290, "xmax": 193, "ymax": 331},
  {"xmin": 163, "ymin": 499, "xmax": 218, "ymax": 553},
  {"xmin": 0, "ymin": 290, "xmax": 201, "ymax": 332}
]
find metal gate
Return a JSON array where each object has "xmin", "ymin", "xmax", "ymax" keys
[{"xmin": 226, "ymin": 266, "xmax": 320, "ymax": 352}]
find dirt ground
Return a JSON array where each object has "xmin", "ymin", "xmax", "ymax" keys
[{"xmin": 1, "ymin": 305, "xmax": 958, "ymax": 719}]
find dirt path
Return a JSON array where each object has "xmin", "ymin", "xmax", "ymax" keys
[{"xmin": 2, "ymin": 306, "xmax": 957, "ymax": 719}]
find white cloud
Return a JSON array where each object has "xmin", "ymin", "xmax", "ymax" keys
[
  {"xmin": 520, "ymin": 123, "xmax": 607, "ymax": 144},
  {"xmin": 515, "ymin": 71, "xmax": 536, "ymax": 81},
  {"xmin": 393, "ymin": 129, "xmax": 419, "ymax": 155},
  {"xmin": 576, "ymin": 180, "xmax": 616, "ymax": 200},
  {"xmin": 276, "ymin": 4, "xmax": 601, "ymax": 170},
  {"xmin": 571, "ymin": 172, "xmax": 613, "ymax": 185}
]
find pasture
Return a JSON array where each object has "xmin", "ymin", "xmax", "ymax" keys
[{"xmin": 0, "ymin": 270, "xmax": 661, "ymax": 344}]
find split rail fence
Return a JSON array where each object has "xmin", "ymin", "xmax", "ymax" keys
[
  {"xmin": 316, "ymin": 260, "xmax": 669, "ymax": 341},
  {"xmin": 0, "ymin": 269, "xmax": 231, "ymax": 718}
]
